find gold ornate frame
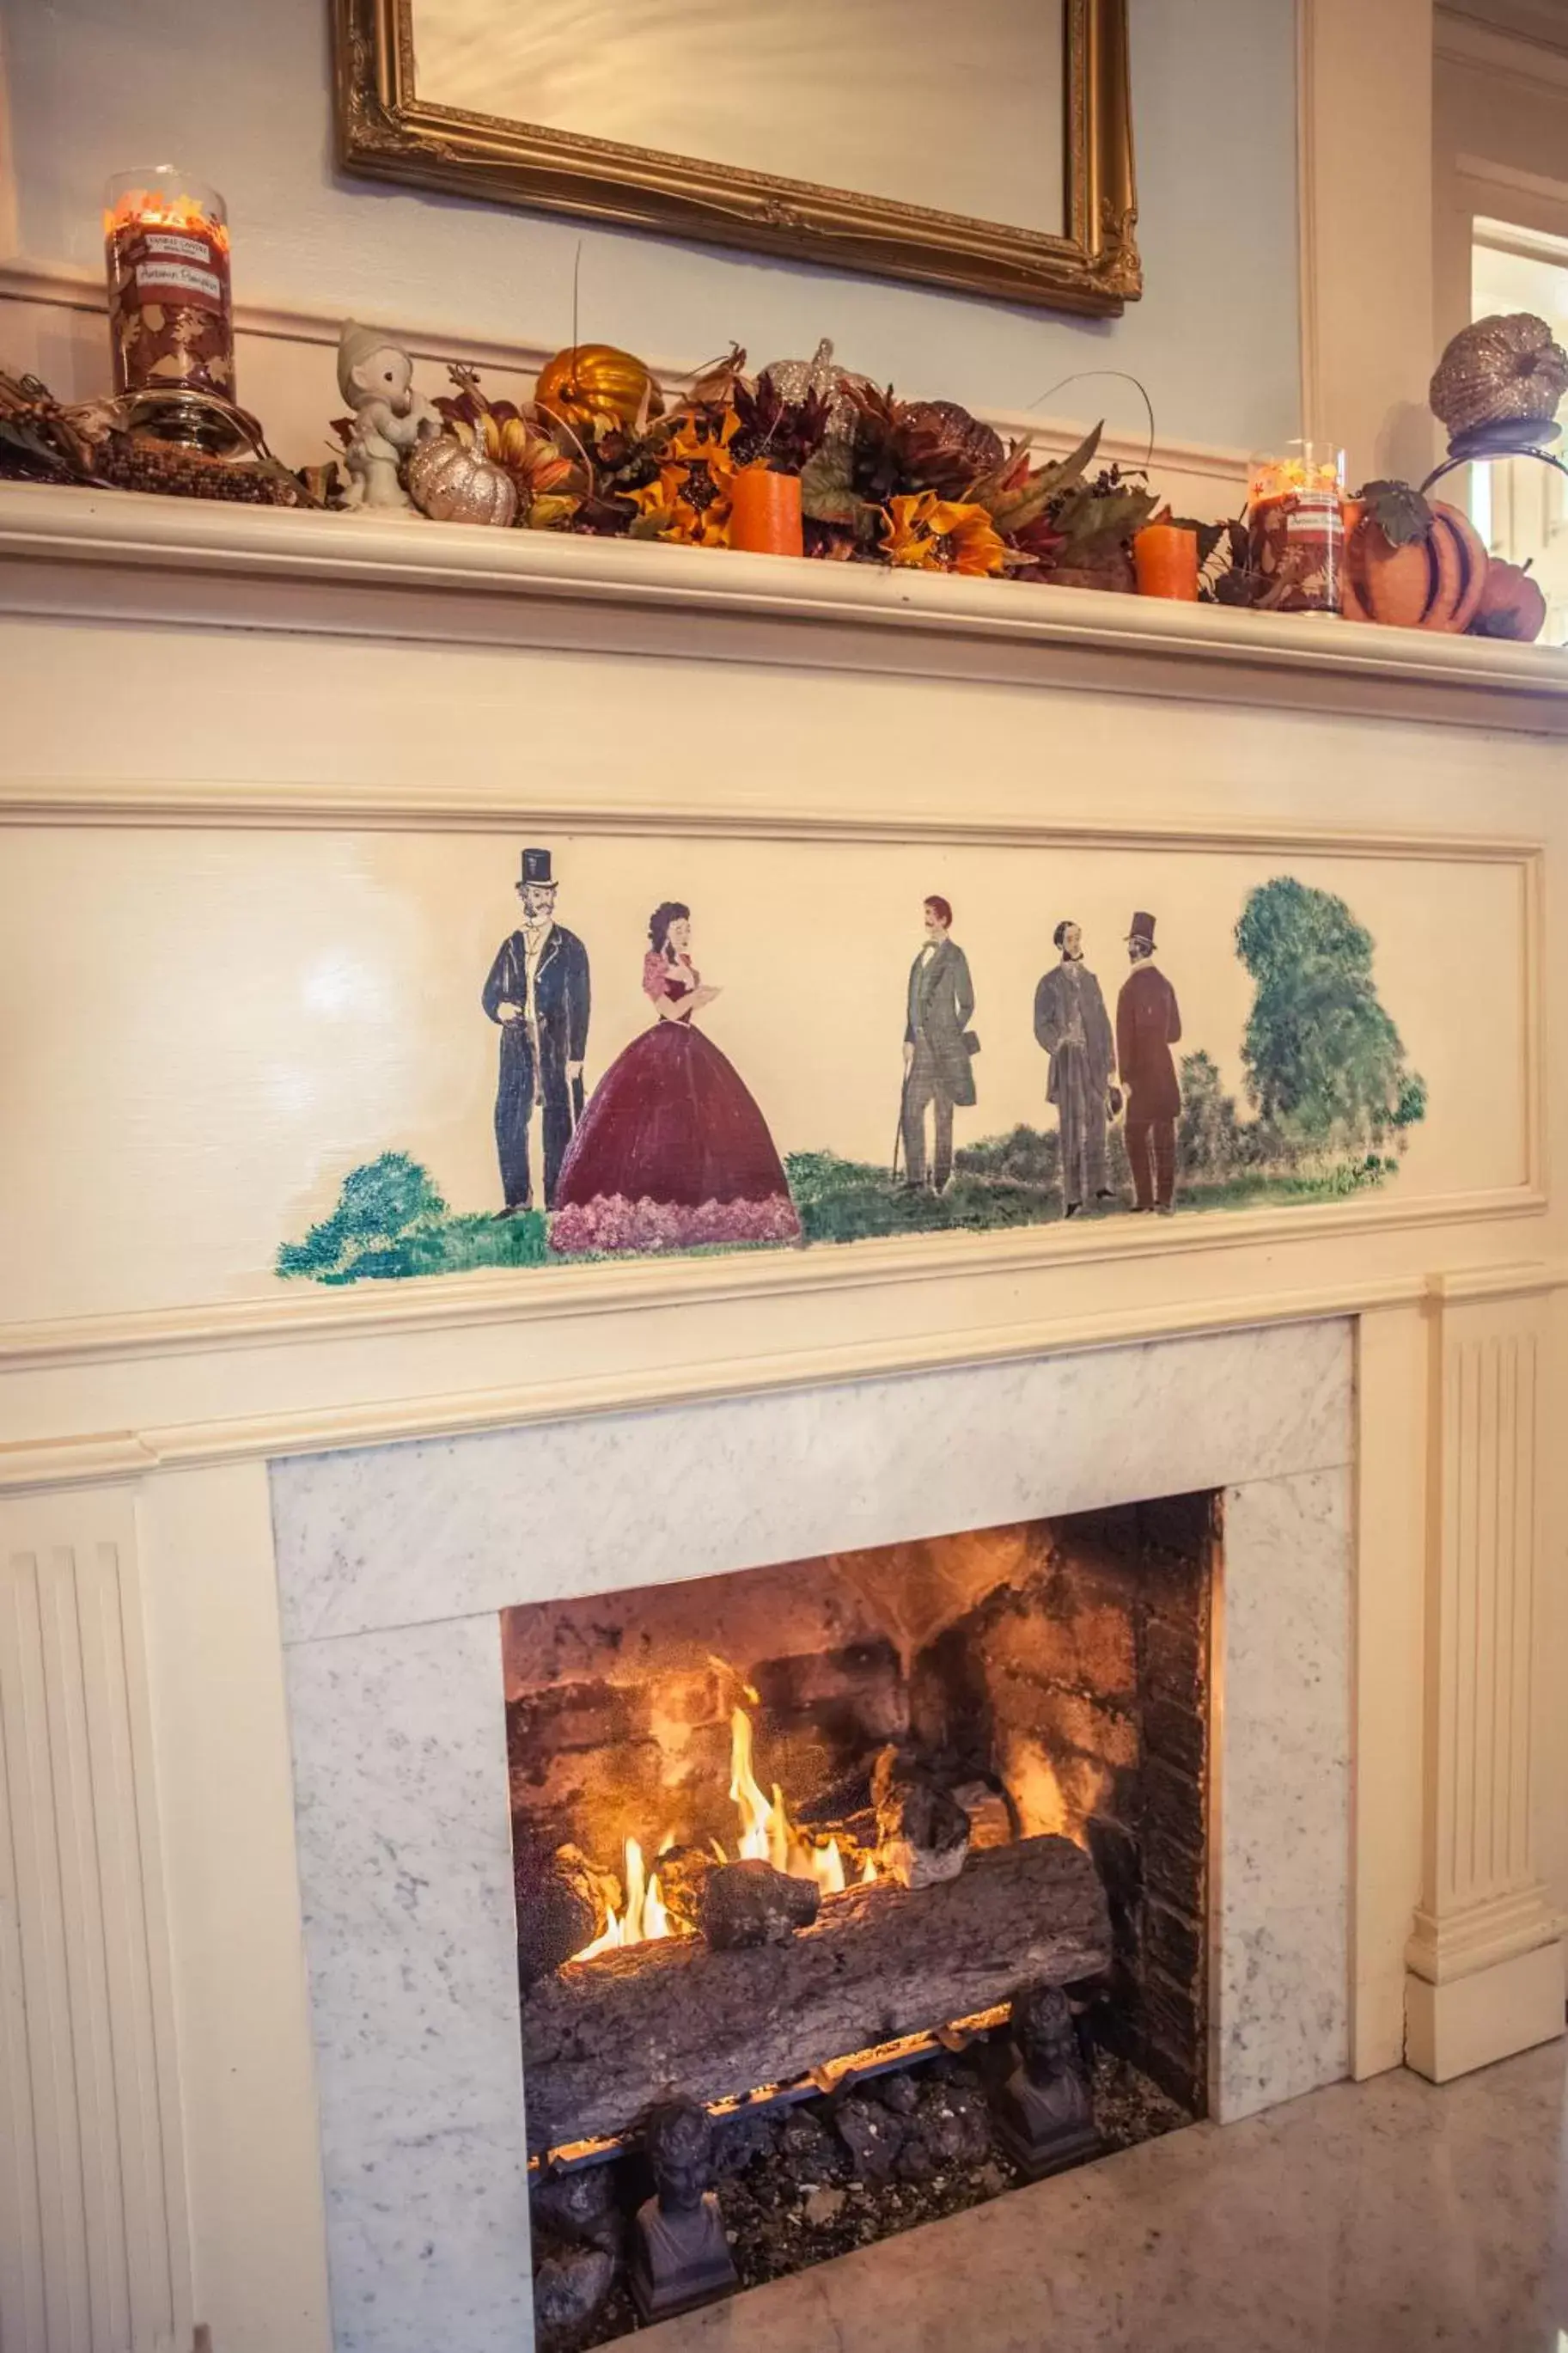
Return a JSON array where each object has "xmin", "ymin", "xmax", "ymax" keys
[{"xmin": 333, "ymin": 0, "xmax": 1141, "ymax": 315}]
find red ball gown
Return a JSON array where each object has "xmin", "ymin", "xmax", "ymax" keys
[{"xmin": 549, "ymin": 951, "xmax": 801, "ymax": 1255}]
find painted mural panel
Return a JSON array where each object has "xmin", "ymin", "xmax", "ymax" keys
[{"xmin": 0, "ymin": 826, "xmax": 1532, "ymax": 1320}]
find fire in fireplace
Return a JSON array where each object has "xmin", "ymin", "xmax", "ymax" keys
[{"xmin": 504, "ymin": 1494, "xmax": 1215, "ymax": 2344}]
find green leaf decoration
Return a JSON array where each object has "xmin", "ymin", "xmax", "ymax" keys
[
  {"xmin": 1358, "ymin": 479, "xmax": 1434, "ymax": 547},
  {"xmin": 978, "ymin": 420, "xmax": 1106, "ymax": 532},
  {"xmin": 1053, "ymin": 480, "xmax": 1158, "ymax": 553},
  {"xmin": 800, "ymin": 437, "xmax": 862, "ymax": 523}
]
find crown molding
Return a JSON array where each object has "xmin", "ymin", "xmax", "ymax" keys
[{"xmin": 1436, "ymin": 8, "xmax": 1568, "ymax": 86}]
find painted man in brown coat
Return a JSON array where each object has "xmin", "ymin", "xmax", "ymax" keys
[{"xmin": 1115, "ymin": 910, "xmax": 1182, "ymax": 1212}]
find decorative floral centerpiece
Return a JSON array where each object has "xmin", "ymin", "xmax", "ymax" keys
[{"xmin": 4, "ymin": 271, "xmax": 1556, "ymax": 643}]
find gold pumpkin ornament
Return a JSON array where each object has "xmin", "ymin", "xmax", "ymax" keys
[
  {"xmin": 1430, "ymin": 312, "xmax": 1568, "ymax": 437},
  {"xmin": 534, "ymin": 343, "xmax": 663, "ymax": 434},
  {"xmin": 406, "ymin": 427, "xmax": 519, "ymax": 526}
]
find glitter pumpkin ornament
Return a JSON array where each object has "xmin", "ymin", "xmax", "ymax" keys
[
  {"xmin": 1430, "ymin": 313, "xmax": 1568, "ymax": 439},
  {"xmin": 406, "ymin": 426, "xmax": 519, "ymax": 525},
  {"xmin": 758, "ymin": 337, "xmax": 872, "ymax": 449}
]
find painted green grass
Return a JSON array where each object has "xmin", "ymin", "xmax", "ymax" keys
[
  {"xmin": 278, "ymin": 1137, "xmax": 1401, "ymax": 1287},
  {"xmin": 277, "ymin": 1153, "xmax": 547, "ymax": 1285},
  {"xmin": 787, "ymin": 1145, "xmax": 1398, "ymax": 1245}
]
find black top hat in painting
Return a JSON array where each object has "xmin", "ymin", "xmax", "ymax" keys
[
  {"xmin": 520, "ymin": 847, "xmax": 557, "ymax": 888},
  {"xmin": 1126, "ymin": 910, "xmax": 1156, "ymax": 945}
]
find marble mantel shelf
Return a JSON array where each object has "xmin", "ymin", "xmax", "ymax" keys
[{"xmin": 1, "ymin": 480, "xmax": 1565, "ymax": 733}]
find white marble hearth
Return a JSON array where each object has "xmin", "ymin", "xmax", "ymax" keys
[{"xmin": 270, "ymin": 1320, "xmax": 1353, "ymax": 2353}]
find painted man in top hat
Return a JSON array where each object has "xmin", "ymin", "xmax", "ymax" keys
[
  {"xmin": 482, "ymin": 847, "xmax": 591, "ymax": 1212},
  {"xmin": 900, "ymin": 894, "xmax": 978, "ymax": 1191},
  {"xmin": 1033, "ymin": 919, "xmax": 1118, "ymax": 1219},
  {"xmin": 1115, "ymin": 910, "xmax": 1182, "ymax": 1213}
]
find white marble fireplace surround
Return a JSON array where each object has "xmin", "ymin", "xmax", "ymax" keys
[{"xmin": 271, "ymin": 1318, "xmax": 1353, "ymax": 2353}]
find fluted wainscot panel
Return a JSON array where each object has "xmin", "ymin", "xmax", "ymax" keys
[
  {"xmin": 1406, "ymin": 1276, "xmax": 1566, "ymax": 2080},
  {"xmin": 0, "ymin": 1492, "xmax": 192, "ymax": 2352}
]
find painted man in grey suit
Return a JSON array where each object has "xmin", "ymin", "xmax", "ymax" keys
[
  {"xmin": 901, "ymin": 894, "xmax": 978, "ymax": 1190},
  {"xmin": 1034, "ymin": 918, "xmax": 1118, "ymax": 1218}
]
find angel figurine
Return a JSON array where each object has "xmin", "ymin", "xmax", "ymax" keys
[{"xmin": 335, "ymin": 321, "xmax": 441, "ymax": 511}]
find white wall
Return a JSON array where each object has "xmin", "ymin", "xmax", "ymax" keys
[{"xmin": 0, "ymin": 0, "xmax": 1301, "ymax": 449}]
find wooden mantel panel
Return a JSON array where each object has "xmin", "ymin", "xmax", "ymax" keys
[
  {"xmin": 0, "ymin": 478, "xmax": 1560, "ymax": 1483},
  {"xmin": 0, "ymin": 475, "xmax": 1561, "ymax": 2353}
]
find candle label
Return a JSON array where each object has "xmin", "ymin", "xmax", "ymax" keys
[
  {"xmin": 1248, "ymin": 488, "xmax": 1344, "ymax": 614},
  {"xmin": 106, "ymin": 211, "xmax": 236, "ymax": 399},
  {"xmin": 122, "ymin": 226, "xmax": 229, "ymax": 314}
]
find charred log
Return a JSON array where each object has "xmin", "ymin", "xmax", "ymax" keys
[
  {"xmin": 871, "ymin": 1745, "xmax": 970, "ymax": 1888},
  {"xmin": 517, "ymin": 1843, "xmax": 619, "ymax": 1986},
  {"xmin": 654, "ymin": 1845, "xmax": 716, "ymax": 1934},
  {"xmin": 521, "ymin": 1832, "xmax": 1108, "ymax": 2154},
  {"xmin": 700, "ymin": 1858, "xmax": 820, "ymax": 1949}
]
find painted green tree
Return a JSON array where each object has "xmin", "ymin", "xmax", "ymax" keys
[{"xmin": 1235, "ymin": 877, "xmax": 1426, "ymax": 1151}]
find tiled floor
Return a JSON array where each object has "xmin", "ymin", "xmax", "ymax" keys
[{"xmin": 638, "ymin": 2040, "xmax": 1568, "ymax": 2351}]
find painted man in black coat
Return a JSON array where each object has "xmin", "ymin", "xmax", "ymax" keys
[{"xmin": 482, "ymin": 847, "xmax": 591, "ymax": 1212}]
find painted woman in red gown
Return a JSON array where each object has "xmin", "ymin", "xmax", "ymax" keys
[{"xmin": 549, "ymin": 901, "xmax": 802, "ymax": 1256}]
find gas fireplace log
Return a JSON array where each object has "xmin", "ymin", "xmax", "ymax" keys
[{"xmin": 521, "ymin": 1832, "xmax": 1109, "ymax": 2154}]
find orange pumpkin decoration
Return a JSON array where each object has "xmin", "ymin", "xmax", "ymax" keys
[
  {"xmin": 534, "ymin": 343, "xmax": 662, "ymax": 434},
  {"xmin": 1470, "ymin": 558, "xmax": 1548, "ymax": 642},
  {"xmin": 1343, "ymin": 498, "xmax": 1488, "ymax": 633}
]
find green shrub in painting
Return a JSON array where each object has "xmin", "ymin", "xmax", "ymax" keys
[
  {"xmin": 277, "ymin": 1152, "xmax": 546, "ymax": 1283},
  {"xmin": 1235, "ymin": 878, "xmax": 1426, "ymax": 1152}
]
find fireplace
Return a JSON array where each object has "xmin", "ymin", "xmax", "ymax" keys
[
  {"xmin": 504, "ymin": 1497, "xmax": 1213, "ymax": 2337},
  {"xmin": 268, "ymin": 1317, "xmax": 1356, "ymax": 2353}
]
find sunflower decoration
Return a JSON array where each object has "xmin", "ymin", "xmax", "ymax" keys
[
  {"xmin": 880, "ymin": 490, "xmax": 1010, "ymax": 578},
  {"xmin": 621, "ymin": 473, "xmax": 731, "ymax": 548},
  {"xmin": 436, "ymin": 364, "xmax": 582, "ymax": 527},
  {"xmin": 625, "ymin": 400, "xmax": 742, "ymax": 546}
]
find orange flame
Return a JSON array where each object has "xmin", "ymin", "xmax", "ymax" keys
[{"xmin": 567, "ymin": 1704, "xmax": 875, "ymax": 1960}]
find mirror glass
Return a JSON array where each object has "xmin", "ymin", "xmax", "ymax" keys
[{"xmin": 409, "ymin": 0, "xmax": 1067, "ymax": 235}]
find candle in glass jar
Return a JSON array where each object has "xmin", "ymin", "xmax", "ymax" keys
[
  {"xmin": 1245, "ymin": 442, "xmax": 1345, "ymax": 614},
  {"xmin": 1132, "ymin": 522, "xmax": 1199, "ymax": 601},
  {"xmin": 103, "ymin": 167, "xmax": 235, "ymax": 405}
]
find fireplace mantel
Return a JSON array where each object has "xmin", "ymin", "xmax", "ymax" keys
[
  {"xmin": 3, "ymin": 480, "xmax": 1567, "ymax": 734},
  {"xmin": 0, "ymin": 469, "xmax": 1563, "ymax": 2353}
]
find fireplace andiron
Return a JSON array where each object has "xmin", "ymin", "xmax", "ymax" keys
[
  {"xmin": 629, "ymin": 2099, "xmax": 739, "ymax": 2323},
  {"xmin": 994, "ymin": 1983, "xmax": 1101, "ymax": 2181}
]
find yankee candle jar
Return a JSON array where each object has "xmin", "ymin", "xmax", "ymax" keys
[
  {"xmin": 1246, "ymin": 442, "xmax": 1345, "ymax": 614},
  {"xmin": 103, "ymin": 167, "xmax": 235, "ymax": 405}
]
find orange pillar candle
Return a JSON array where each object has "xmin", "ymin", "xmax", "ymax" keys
[
  {"xmin": 1132, "ymin": 522, "xmax": 1199, "ymax": 601},
  {"xmin": 728, "ymin": 466, "xmax": 804, "ymax": 559}
]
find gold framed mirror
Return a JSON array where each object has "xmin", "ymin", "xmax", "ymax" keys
[{"xmin": 333, "ymin": 0, "xmax": 1140, "ymax": 315}]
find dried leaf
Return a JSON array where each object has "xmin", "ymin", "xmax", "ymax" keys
[{"xmin": 526, "ymin": 494, "xmax": 580, "ymax": 531}]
